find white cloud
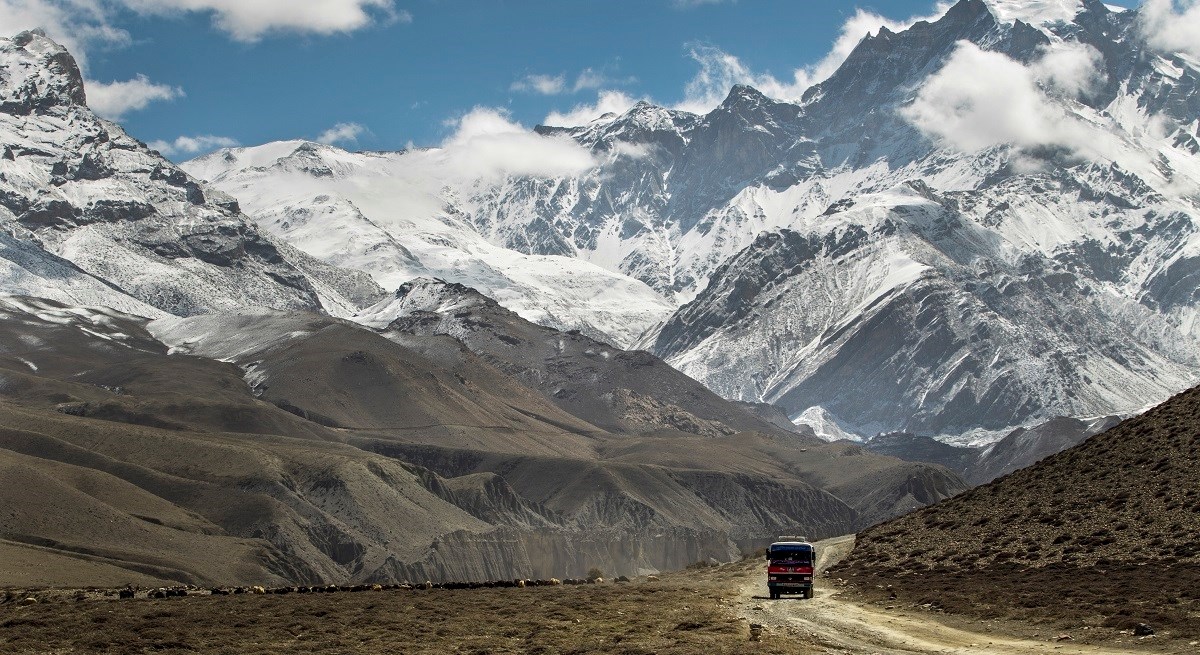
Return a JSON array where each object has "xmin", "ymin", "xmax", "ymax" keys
[
  {"xmin": 119, "ymin": 0, "xmax": 406, "ymax": 42},
  {"xmin": 572, "ymin": 68, "xmax": 609, "ymax": 92},
  {"xmin": 0, "ymin": 2, "xmax": 180, "ymax": 118},
  {"xmin": 674, "ymin": 3, "xmax": 953, "ymax": 113},
  {"xmin": 1032, "ymin": 41, "xmax": 1105, "ymax": 97},
  {"xmin": 316, "ymin": 122, "xmax": 367, "ymax": 145},
  {"xmin": 543, "ymin": 90, "xmax": 639, "ymax": 127},
  {"xmin": 431, "ymin": 107, "xmax": 597, "ymax": 180},
  {"xmin": 901, "ymin": 41, "xmax": 1119, "ymax": 167},
  {"xmin": 86, "ymin": 74, "xmax": 182, "ymax": 119},
  {"xmin": 2, "ymin": 0, "xmax": 405, "ymax": 119},
  {"xmin": 674, "ymin": 44, "xmax": 801, "ymax": 113},
  {"xmin": 148, "ymin": 134, "xmax": 238, "ymax": 156},
  {"xmin": 0, "ymin": 0, "xmax": 129, "ymax": 65},
  {"xmin": 1139, "ymin": 0, "xmax": 1200, "ymax": 59},
  {"xmin": 511, "ymin": 68, "xmax": 627, "ymax": 96},
  {"xmin": 510, "ymin": 73, "xmax": 567, "ymax": 95}
]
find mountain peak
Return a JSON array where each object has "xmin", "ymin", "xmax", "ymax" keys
[
  {"xmin": 722, "ymin": 84, "xmax": 771, "ymax": 107},
  {"xmin": 0, "ymin": 30, "xmax": 87, "ymax": 115}
]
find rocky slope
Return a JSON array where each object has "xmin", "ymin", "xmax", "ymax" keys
[{"xmin": 837, "ymin": 383, "xmax": 1200, "ymax": 636}]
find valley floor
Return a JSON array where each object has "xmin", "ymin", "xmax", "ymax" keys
[
  {"xmin": 3, "ymin": 536, "xmax": 1194, "ymax": 654},
  {"xmin": 736, "ymin": 536, "xmax": 1190, "ymax": 654},
  {"xmin": 0, "ymin": 572, "xmax": 804, "ymax": 654}
]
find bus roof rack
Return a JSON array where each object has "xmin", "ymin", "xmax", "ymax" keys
[{"xmin": 775, "ymin": 535, "xmax": 808, "ymax": 542}]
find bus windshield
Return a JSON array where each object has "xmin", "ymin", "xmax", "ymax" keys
[{"xmin": 769, "ymin": 548, "xmax": 812, "ymax": 564}]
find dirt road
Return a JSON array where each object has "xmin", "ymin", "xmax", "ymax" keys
[{"xmin": 737, "ymin": 535, "xmax": 1179, "ymax": 654}]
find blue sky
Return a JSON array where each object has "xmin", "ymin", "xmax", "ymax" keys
[{"xmin": 2, "ymin": 0, "xmax": 1133, "ymax": 158}]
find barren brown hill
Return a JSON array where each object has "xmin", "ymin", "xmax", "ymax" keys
[
  {"xmin": 836, "ymin": 385, "xmax": 1200, "ymax": 638},
  {"xmin": 0, "ymin": 296, "xmax": 966, "ymax": 587}
]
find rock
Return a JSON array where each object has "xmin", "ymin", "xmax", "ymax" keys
[
  {"xmin": 1055, "ymin": 634, "xmax": 1073, "ymax": 641},
  {"xmin": 20, "ymin": 597, "xmax": 37, "ymax": 606},
  {"xmin": 1134, "ymin": 623, "xmax": 1154, "ymax": 636},
  {"xmin": 250, "ymin": 586, "xmax": 266, "ymax": 595}
]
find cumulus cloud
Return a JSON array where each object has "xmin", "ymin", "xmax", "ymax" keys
[
  {"xmin": 429, "ymin": 107, "xmax": 598, "ymax": 180},
  {"xmin": 674, "ymin": 3, "xmax": 953, "ymax": 113},
  {"xmin": 1139, "ymin": 0, "xmax": 1200, "ymax": 58},
  {"xmin": 901, "ymin": 41, "xmax": 1118, "ymax": 168},
  {"xmin": 148, "ymin": 134, "xmax": 238, "ymax": 156},
  {"xmin": 542, "ymin": 90, "xmax": 640, "ymax": 127},
  {"xmin": 120, "ymin": 0, "xmax": 406, "ymax": 42},
  {"xmin": 316, "ymin": 122, "xmax": 367, "ymax": 145},
  {"xmin": 86, "ymin": 74, "xmax": 183, "ymax": 119}
]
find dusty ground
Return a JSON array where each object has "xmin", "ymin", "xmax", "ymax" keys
[
  {"xmin": 0, "ymin": 575, "xmax": 818, "ymax": 655},
  {"xmin": 733, "ymin": 536, "xmax": 1197, "ymax": 655}
]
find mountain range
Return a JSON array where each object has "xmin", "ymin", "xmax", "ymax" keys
[
  {"xmin": 186, "ymin": 0, "xmax": 1200, "ymax": 445},
  {"xmin": 2, "ymin": 0, "xmax": 1199, "ymax": 585}
]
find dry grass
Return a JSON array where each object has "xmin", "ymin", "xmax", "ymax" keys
[{"xmin": 0, "ymin": 572, "xmax": 815, "ymax": 655}]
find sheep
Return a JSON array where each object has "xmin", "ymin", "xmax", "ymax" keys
[{"xmin": 250, "ymin": 586, "xmax": 266, "ymax": 595}]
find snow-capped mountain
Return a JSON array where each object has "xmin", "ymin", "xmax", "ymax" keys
[
  {"xmin": 0, "ymin": 30, "xmax": 383, "ymax": 319},
  {"xmin": 183, "ymin": 141, "xmax": 674, "ymax": 348},
  {"xmin": 184, "ymin": 0, "xmax": 1200, "ymax": 444},
  {"xmin": 454, "ymin": 0, "xmax": 1200, "ymax": 443},
  {"xmin": 189, "ymin": 0, "xmax": 1200, "ymax": 443}
]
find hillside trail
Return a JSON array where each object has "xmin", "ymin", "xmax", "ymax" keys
[{"xmin": 736, "ymin": 535, "xmax": 1173, "ymax": 654}]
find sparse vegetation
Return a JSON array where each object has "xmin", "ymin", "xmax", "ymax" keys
[{"xmin": 835, "ymin": 385, "xmax": 1200, "ymax": 639}]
